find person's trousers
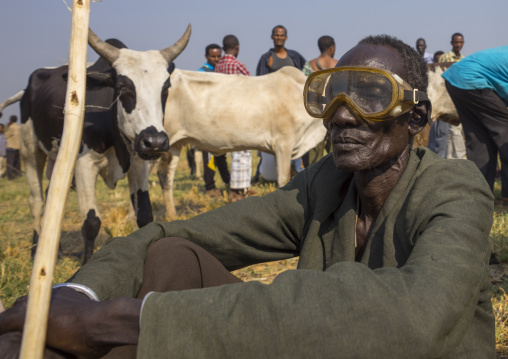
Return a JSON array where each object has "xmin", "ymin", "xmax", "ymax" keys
[
  {"xmin": 103, "ymin": 237, "xmax": 242, "ymax": 358},
  {"xmin": 230, "ymin": 150, "xmax": 252, "ymax": 190},
  {"xmin": 446, "ymin": 123, "xmax": 467, "ymax": 159},
  {"xmin": 185, "ymin": 145, "xmax": 196, "ymax": 175},
  {"xmin": 6, "ymin": 148, "xmax": 21, "ymax": 180},
  {"xmin": 202, "ymin": 152, "xmax": 230, "ymax": 190},
  {"xmin": 445, "ymin": 81, "xmax": 508, "ymax": 197},
  {"xmin": 428, "ymin": 119, "xmax": 450, "ymax": 158}
]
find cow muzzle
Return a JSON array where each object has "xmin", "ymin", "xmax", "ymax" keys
[{"xmin": 134, "ymin": 126, "xmax": 170, "ymax": 160}]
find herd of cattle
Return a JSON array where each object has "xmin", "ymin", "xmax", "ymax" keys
[{"xmin": 0, "ymin": 27, "xmax": 458, "ymax": 264}]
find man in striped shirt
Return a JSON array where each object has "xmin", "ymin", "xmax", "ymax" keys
[{"xmin": 215, "ymin": 35, "xmax": 252, "ymax": 202}]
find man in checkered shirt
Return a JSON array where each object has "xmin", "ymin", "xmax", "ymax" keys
[{"xmin": 215, "ymin": 35, "xmax": 252, "ymax": 202}]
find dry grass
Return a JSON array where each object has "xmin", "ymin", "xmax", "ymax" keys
[{"xmin": 1, "ymin": 151, "xmax": 508, "ymax": 354}]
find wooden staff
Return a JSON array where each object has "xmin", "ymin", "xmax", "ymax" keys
[{"xmin": 19, "ymin": 0, "xmax": 91, "ymax": 357}]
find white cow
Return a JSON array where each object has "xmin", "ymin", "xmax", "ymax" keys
[
  {"xmin": 427, "ymin": 63, "xmax": 459, "ymax": 125},
  {"xmin": 413, "ymin": 63, "xmax": 459, "ymax": 147},
  {"xmin": 158, "ymin": 66, "xmax": 327, "ymax": 218}
]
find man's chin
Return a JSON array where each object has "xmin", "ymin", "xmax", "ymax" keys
[{"xmin": 333, "ymin": 157, "xmax": 363, "ymax": 172}]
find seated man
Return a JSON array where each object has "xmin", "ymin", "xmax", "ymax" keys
[{"xmin": 0, "ymin": 35, "xmax": 494, "ymax": 358}]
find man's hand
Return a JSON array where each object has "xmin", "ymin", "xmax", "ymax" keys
[
  {"xmin": 0, "ymin": 287, "xmax": 142, "ymax": 358},
  {"xmin": 0, "ymin": 332, "xmax": 72, "ymax": 359}
]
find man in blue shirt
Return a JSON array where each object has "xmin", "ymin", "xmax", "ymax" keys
[
  {"xmin": 198, "ymin": 44, "xmax": 222, "ymax": 72},
  {"xmin": 442, "ymin": 46, "xmax": 508, "ymax": 203},
  {"xmin": 197, "ymin": 44, "xmax": 231, "ymax": 196}
]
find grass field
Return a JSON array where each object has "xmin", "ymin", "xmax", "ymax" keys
[{"xmin": 1, "ymin": 151, "xmax": 508, "ymax": 355}]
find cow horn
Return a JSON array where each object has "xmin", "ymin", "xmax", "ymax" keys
[
  {"xmin": 88, "ymin": 28, "xmax": 120, "ymax": 64},
  {"xmin": 159, "ymin": 24, "xmax": 192, "ymax": 64}
]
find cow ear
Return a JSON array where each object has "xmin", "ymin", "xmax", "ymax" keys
[
  {"xmin": 168, "ymin": 62, "xmax": 176, "ymax": 74},
  {"xmin": 408, "ymin": 100, "xmax": 431, "ymax": 136},
  {"xmin": 86, "ymin": 69, "xmax": 116, "ymax": 90}
]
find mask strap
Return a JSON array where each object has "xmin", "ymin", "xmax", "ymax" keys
[{"xmin": 403, "ymin": 89, "xmax": 428, "ymax": 104}]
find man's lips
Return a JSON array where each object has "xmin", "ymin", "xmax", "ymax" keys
[{"xmin": 333, "ymin": 136, "xmax": 363, "ymax": 150}]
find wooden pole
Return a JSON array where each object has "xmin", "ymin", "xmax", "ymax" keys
[{"xmin": 19, "ymin": 1, "xmax": 90, "ymax": 357}]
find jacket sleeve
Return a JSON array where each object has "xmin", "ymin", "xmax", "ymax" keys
[
  {"xmin": 68, "ymin": 169, "xmax": 313, "ymax": 300},
  {"xmin": 256, "ymin": 51, "xmax": 270, "ymax": 76},
  {"xmin": 136, "ymin": 160, "xmax": 494, "ymax": 359},
  {"xmin": 288, "ymin": 50, "xmax": 306, "ymax": 70}
]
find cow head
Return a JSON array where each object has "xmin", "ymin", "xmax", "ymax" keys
[{"xmin": 87, "ymin": 25, "xmax": 191, "ymax": 160}]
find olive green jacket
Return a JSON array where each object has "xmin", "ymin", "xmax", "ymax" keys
[{"xmin": 70, "ymin": 148, "xmax": 495, "ymax": 358}]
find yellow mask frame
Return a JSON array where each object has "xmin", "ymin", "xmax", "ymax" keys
[{"xmin": 303, "ymin": 66, "xmax": 428, "ymax": 121}]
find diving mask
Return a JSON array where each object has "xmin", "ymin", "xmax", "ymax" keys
[{"xmin": 303, "ymin": 66, "xmax": 428, "ymax": 121}]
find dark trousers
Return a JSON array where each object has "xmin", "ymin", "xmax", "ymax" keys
[
  {"xmin": 6, "ymin": 149, "xmax": 21, "ymax": 180},
  {"xmin": 202, "ymin": 152, "xmax": 230, "ymax": 190},
  {"xmin": 186, "ymin": 145, "xmax": 196, "ymax": 175},
  {"xmin": 445, "ymin": 81, "xmax": 508, "ymax": 197},
  {"xmin": 427, "ymin": 119, "xmax": 450, "ymax": 158},
  {"xmin": 104, "ymin": 237, "xmax": 242, "ymax": 358}
]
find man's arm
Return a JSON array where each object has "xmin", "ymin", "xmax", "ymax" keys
[
  {"xmin": 256, "ymin": 51, "xmax": 270, "ymax": 76},
  {"xmin": 135, "ymin": 159, "xmax": 494, "ymax": 358},
  {"xmin": 287, "ymin": 49, "xmax": 306, "ymax": 70},
  {"xmin": 68, "ymin": 168, "xmax": 315, "ymax": 300}
]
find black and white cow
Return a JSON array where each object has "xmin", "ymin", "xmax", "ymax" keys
[{"xmin": 0, "ymin": 25, "xmax": 191, "ymax": 264}]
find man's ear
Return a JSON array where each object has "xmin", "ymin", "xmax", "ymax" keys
[{"xmin": 408, "ymin": 100, "xmax": 432, "ymax": 136}]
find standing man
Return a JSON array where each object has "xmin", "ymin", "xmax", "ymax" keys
[
  {"xmin": 256, "ymin": 25, "xmax": 306, "ymax": 75},
  {"xmin": 198, "ymin": 44, "xmax": 222, "ymax": 72},
  {"xmin": 302, "ymin": 35, "xmax": 338, "ymax": 75},
  {"xmin": 439, "ymin": 32, "xmax": 467, "ymax": 159},
  {"xmin": 215, "ymin": 35, "xmax": 251, "ymax": 202},
  {"xmin": 5, "ymin": 115, "xmax": 21, "ymax": 180},
  {"xmin": 415, "ymin": 38, "xmax": 434, "ymax": 64},
  {"xmin": 0, "ymin": 124, "xmax": 6, "ymax": 178},
  {"xmin": 433, "ymin": 50, "xmax": 444, "ymax": 63},
  {"xmin": 197, "ymin": 44, "xmax": 231, "ymax": 196},
  {"xmin": 301, "ymin": 35, "xmax": 338, "ymax": 166},
  {"xmin": 255, "ymin": 25, "xmax": 306, "ymax": 179},
  {"xmin": 443, "ymin": 46, "xmax": 508, "ymax": 204},
  {"xmin": 439, "ymin": 33, "xmax": 465, "ymax": 62}
]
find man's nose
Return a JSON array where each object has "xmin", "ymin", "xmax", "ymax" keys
[{"xmin": 329, "ymin": 104, "xmax": 359, "ymax": 128}]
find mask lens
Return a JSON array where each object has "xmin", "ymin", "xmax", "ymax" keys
[
  {"xmin": 305, "ymin": 74, "xmax": 330, "ymax": 116},
  {"xmin": 330, "ymin": 71, "xmax": 393, "ymax": 115}
]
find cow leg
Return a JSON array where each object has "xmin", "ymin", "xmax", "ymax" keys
[
  {"xmin": 20, "ymin": 120, "xmax": 46, "ymax": 258},
  {"xmin": 194, "ymin": 148, "xmax": 203, "ymax": 180},
  {"xmin": 158, "ymin": 147, "xmax": 180, "ymax": 220},
  {"xmin": 74, "ymin": 153, "xmax": 102, "ymax": 264},
  {"xmin": 273, "ymin": 146, "xmax": 292, "ymax": 187},
  {"xmin": 127, "ymin": 156, "xmax": 154, "ymax": 228}
]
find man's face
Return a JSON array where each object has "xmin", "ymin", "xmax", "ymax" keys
[
  {"xmin": 325, "ymin": 44, "xmax": 413, "ymax": 172},
  {"xmin": 451, "ymin": 35, "xmax": 464, "ymax": 53},
  {"xmin": 271, "ymin": 27, "xmax": 287, "ymax": 47},
  {"xmin": 206, "ymin": 48, "xmax": 222, "ymax": 67},
  {"xmin": 434, "ymin": 53, "xmax": 442, "ymax": 63},
  {"xmin": 416, "ymin": 39, "xmax": 426, "ymax": 56}
]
